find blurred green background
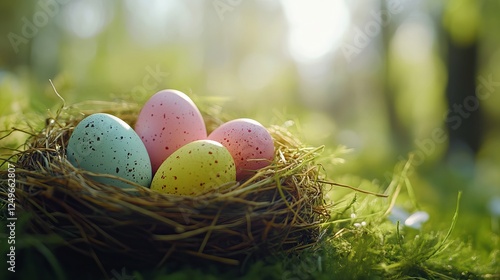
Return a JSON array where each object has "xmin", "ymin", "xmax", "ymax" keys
[{"xmin": 1, "ymin": 0, "xmax": 499, "ymax": 275}]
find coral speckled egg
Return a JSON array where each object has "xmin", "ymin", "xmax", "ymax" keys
[
  {"xmin": 66, "ymin": 113, "xmax": 152, "ymax": 189},
  {"xmin": 208, "ymin": 118, "xmax": 274, "ymax": 180},
  {"xmin": 151, "ymin": 140, "xmax": 236, "ymax": 195},
  {"xmin": 135, "ymin": 89, "xmax": 207, "ymax": 173}
]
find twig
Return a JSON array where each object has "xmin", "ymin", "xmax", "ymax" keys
[{"xmin": 317, "ymin": 180, "xmax": 388, "ymax": 198}]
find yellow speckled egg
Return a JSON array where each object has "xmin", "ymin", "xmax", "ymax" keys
[{"xmin": 151, "ymin": 140, "xmax": 236, "ymax": 195}]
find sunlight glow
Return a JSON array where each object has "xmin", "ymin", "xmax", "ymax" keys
[
  {"xmin": 62, "ymin": 0, "xmax": 112, "ymax": 39},
  {"xmin": 280, "ymin": 0, "xmax": 350, "ymax": 63},
  {"xmin": 124, "ymin": 0, "xmax": 194, "ymax": 46}
]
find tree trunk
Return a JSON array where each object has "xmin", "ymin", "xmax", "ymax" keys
[{"xmin": 445, "ymin": 34, "xmax": 482, "ymax": 156}]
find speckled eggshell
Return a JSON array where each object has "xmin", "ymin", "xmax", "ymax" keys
[
  {"xmin": 208, "ymin": 118, "xmax": 274, "ymax": 181},
  {"xmin": 66, "ymin": 113, "xmax": 152, "ymax": 189},
  {"xmin": 135, "ymin": 89, "xmax": 207, "ymax": 173},
  {"xmin": 151, "ymin": 140, "xmax": 236, "ymax": 195}
]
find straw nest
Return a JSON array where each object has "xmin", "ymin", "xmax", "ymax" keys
[{"xmin": 0, "ymin": 100, "xmax": 331, "ymax": 269}]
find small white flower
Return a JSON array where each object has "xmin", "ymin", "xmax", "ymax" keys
[
  {"xmin": 388, "ymin": 206, "xmax": 429, "ymax": 230},
  {"xmin": 388, "ymin": 206, "xmax": 410, "ymax": 224},
  {"xmin": 353, "ymin": 221, "xmax": 366, "ymax": 228},
  {"xmin": 404, "ymin": 211, "xmax": 430, "ymax": 229}
]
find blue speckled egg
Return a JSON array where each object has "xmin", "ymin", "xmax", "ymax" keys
[{"xmin": 66, "ymin": 113, "xmax": 152, "ymax": 189}]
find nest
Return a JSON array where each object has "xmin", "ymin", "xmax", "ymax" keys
[{"xmin": 0, "ymin": 100, "xmax": 331, "ymax": 270}]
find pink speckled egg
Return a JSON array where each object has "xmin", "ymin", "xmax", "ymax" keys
[
  {"xmin": 135, "ymin": 89, "xmax": 207, "ymax": 173},
  {"xmin": 208, "ymin": 118, "xmax": 274, "ymax": 180}
]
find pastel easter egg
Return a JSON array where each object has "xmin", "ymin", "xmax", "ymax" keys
[
  {"xmin": 151, "ymin": 140, "xmax": 235, "ymax": 195},
  {"xmin": 135, "ymin": 89, "xmax": 207, "ymax": 173},
  {"xmin": 66, "ymin": 113, "xmax": 152, "ymax": 189},
  {"xmin": 208, "ymin": 118, "xmax": 274, "ymax": 180}
]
